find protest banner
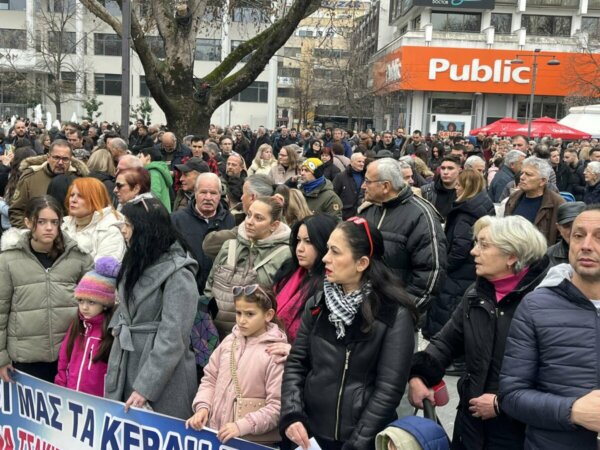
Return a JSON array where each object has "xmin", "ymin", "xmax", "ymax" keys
[{"xmin": 0, "ymin": 370, "xmax": 271, "ymax": 450}]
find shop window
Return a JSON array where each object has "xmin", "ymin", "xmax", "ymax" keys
[
  {"xmin": 94, "ymin": 33, "xmax": 122, "ymax": 56},
  {"xmin": 491, "ymin": 13, "xmax": 512, "ymax": 34},
  {"xmin": 232, "ymin": 81, "xmax": 268, "ymax": 103},
  {"xmin": 95, "ymin": 73, "xmax": 121, "ymax": 96},
  {"xmin": 0, "ymin": 28, "xmax": 26, "ymax": 49},
  {"xmin": 431, "ymin": 98, "xmax": 472, "ymax": 115},
  {"xmin": 516, "ymin": 96, "xmax": 565, "ymax": 121},
  {"xmin": 521, "ymin": 15, "xmax": 571, "ymax": 37},
  {"xmin": 195, "ymin": 39, "xmax": 221, "ymax": 61},
  {"xmin": 431, "ymin": 12, "xmax": 481, "ymax": 33}
]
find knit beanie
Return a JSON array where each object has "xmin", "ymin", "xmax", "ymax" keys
[
  {"xmin": 74, "ymin": 256, "xmax": 121, "ymax": 307},
  {"xmin": 302, "ymin": 158, "xmax": 325, "ymax": 179}
]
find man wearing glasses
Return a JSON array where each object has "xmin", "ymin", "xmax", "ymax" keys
[{"xmin": 9, "ymin": 140, "xmax": 88, "ymax": 228}]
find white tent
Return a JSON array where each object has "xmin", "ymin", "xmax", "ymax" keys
[{"xmin": 559, "ymin": 104, "xmax": 600, "ymax": 138}]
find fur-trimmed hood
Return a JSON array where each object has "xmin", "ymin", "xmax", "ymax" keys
[{"xmin": 18, "ymin": 154, "xmax": 90, "ymax": 177}]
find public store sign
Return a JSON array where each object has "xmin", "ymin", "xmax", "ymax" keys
[
  {"xmin": 413, "ymin": 0, "xmax": 495, "ymax": 9},
  {"xmin": 373, "ymin": 46, "xmax": 597, "ymax": 96}
]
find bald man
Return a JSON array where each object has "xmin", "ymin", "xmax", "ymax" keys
[{"xmin": 155, "ymin": 131, "xmax": 192, "ymax": 172}]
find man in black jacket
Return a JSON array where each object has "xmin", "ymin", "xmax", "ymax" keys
[
  {"xmin": 129, "ymin": 125, "xmax": 154, "ymax": 154},
  {"xmin": 558, "ymin": 148, "xmax": 586, "ymax": 200},
  {"xmin": 360, "ymin": 157, "xmax": 446, "ymax": 314},
  {"xmin": 500, "ymin": 206, "xmax": 600, "ymax": 450},
  {"xmin": 333, "ymin": 153, "xmax": 366, "ymax": 220},
  {"xmin": 547, "ymin": 201, "xmax": 586, "ymax": 266},
  {"xmin": 421, "ymin": 156, "xmax": 461, "ymax": 220}
]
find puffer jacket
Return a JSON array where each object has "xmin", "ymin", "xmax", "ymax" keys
[
  {"xmin": 499, "ymin": 264, "xmax": 599, "ymax": 450},
  {"xmin": 0, "ymin": 229, "xmax": 93, "ymax": 366},
  {"xmin": 303, "ymin": 178, "xmax": 343, "ymax": 219},
  {"xmin": 361, "ymin": 186, "xmax": 446, "ymax": 313},
  {"xmin": 9, "ymin": 155, "xmax": 89, "ymax": 228},
  {"xmin": 247, "ymin": 158, "xmax": 278, "ymax": 176},
  {"xmin": 62, "ymin": 206, "xmax": 125, "ymax": 261},
  {"xmin": 424, "ymin": 191, "xmax": 495, "ymax": 338},
  {"xmin": 584, "ymin": 181, "xmax": 600, "ymax": 205},
  {"xmin": 204, "ymin": 221, "xmax": 291, "ymax": 336},
  {"xmin": 410, "ymin": 256, "xmax": 549, "ymax": 450},
  {"xmin": 55, "ymin": 312, "xmax": 108, "ymax": 397},
  {"xmin": 280, "ymin": 291, "xmax": 415, "ymax": 450},
  {"xmin": 193, "ymin": 323, "xmax": 287, "ymax": 437}
]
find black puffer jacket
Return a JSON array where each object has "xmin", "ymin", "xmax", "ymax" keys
[
  {"xmin": 361, "ymin": 186, "xmax": 446, "ymax": 313},
  {"xmin": 424, "ymin": 191, "xmax": 495, "ymax": 338},
  {"xmin": 333, "ymin": 166, "xmax": 364, "ymax": 220},
  {"xmin": 500, "ymin": 264, "xmax": 599, "ymax": 450},
  {"xmin": 280, "ymin": 291, "xmax": 415, "ymax": 450},
  {"xmin": 410, "ymin": 257, "xmax": 549, "ymax": 450}
]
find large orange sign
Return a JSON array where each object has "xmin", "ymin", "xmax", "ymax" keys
[{"xmin": 373, "ymin": 46, "xmax": 598, "ymax": 97}]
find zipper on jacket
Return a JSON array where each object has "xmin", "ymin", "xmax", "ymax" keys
[
  {"xmin": 335, "ymin": 348, "xmax": 351, "ymax": 440},
  {"xmin": 88, "ymin": 344, "xmax": 95, "ymax": 370}
]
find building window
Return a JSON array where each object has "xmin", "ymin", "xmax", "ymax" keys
[
  {"xmin": 47, "ymin": 31, "xmax": 77, "ymax": 54},
  {"xmin": 95, "ymin": 73, "xmax": 121, "ymax": 96},
  {"xmin": 98, "ymin": 0, "xmax": 121, "ymax": 16},
  {"xmin": 146, "ymin": 36, "xmax": 166, "ymax": 59},
  {"xmin": 232, "ymin": 81, "xmax": 268, "ymax": 103},
  {"xmin": 279, "ymin": 67, "xmax": 301, "ymax": 78},
  {"xmin": 582, "ymin": 16, "xmax": 600, "ymax": 37},
  {"xmin": 516, "ymin": 96, "xmax": 565, "ymax": 120},
  {"xmin": 195, "ymin": 38, "xmax": 221, "ymax": 61},
  {"xmin": 521, "ymin": 15, "xmax": 571, "ymax": 36},
  {"xmin": 284, "ymin": 47, "xmax": 301, "ymax": 58},
  {"xmin": 231, "ymin": 40, "xmax": 252, "ymax": 63},
  {"xmin": 411, "ymin": 15, "xmax": 421, "ymax": 30},
  {"xmin": 48, "ymin": 0, "xmax": 76, "ymax": 13},
  {"xmin": 232, "ymin": 7, "xmax": 268, "ymax": 23},
  {"xmin": 313, "ymin": 48, "xmax": 349, "ymax": 59},
  {"xmin": 140, "ymin": 75, "xmax": 150, "ymax": 97},
  {"xmin": 399, "ymin": 24, "xmax": 408, "ymax": 35},
  {"xmin": 278, "ymin": 87, "xmax": 293, "ymax": 98},
  {"xmin": 0, "ymin": 29, "xmax": 26, "ymax": 49},
  {"xmin": 48, "ymin": 71, "xmax": 76, "ymax": 94},
  {"xmin": 491, "ymin": 13, "xmax": 512, "ymax": 34},
  {"xmin": 298, "ymin": 29, "xmax": 314, "ymax": 37},
  {"xmin": 0, "ymin": 0, "xmax": 26, "ymax": 10},
  {"xmin": 432, "ymin": 12, "xmax": 481, "ymax": 32},
  {"xmin": 94, "ymin": 33, "xmax": 122, "ymax": 56}
]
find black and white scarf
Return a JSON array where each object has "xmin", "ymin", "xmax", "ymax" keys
[{"xmin": 323, "ymin": 281, "xmax": 370, "ymax": 339}]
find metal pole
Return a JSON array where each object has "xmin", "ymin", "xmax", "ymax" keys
[
  {"xmin": 120, "ymin": 0, "xmax": 131, "ymax": 140},
  {"xmin": 527, "ymin": 55, "xmax": 538, "ymax": 140}
]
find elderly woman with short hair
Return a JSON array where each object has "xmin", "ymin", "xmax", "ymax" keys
[
  {"xmin": 583, "ymin": 161, "xmax": 600, "ymax": 205},
  {"xmin": 409, "ymin": 215, "xmax": 549, "ymax": 450}
]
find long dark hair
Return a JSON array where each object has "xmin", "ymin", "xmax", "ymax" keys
[
  {"xmin": 117, "ymin": 197, "xmax": 188, "ymax": 302},
  {"xmin": 65, "ymin": 306, "xmax": 115, "ymax": 362},
  {"xmin": 336, "ymin": 220, "xmax": 418, "ymax": 329},
  {"xmin": 274, "ymin": 214, "xmax": 337, "ymax": 306},
  {"xmin": 25, "ymin": 195, "xmax": 66, "ymax": 260},
  {"xmin": 4, "ymin": 147, "xmax": 36, "ymax": 200}
]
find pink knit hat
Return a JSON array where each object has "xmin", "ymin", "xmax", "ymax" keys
[{"xmin": 74, "ymin": 256, "xmax": 121, "ymax": 307}]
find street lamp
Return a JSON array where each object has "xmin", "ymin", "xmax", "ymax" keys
[{"xmin": 510, "ymin": 49, "xmax": 560, "ymax": 139}]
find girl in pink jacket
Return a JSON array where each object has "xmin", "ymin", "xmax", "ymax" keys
[
  {"xmin": 55, "ymin": 256, "xmax": 119, "ymax": 397},
  {"xmin": 186, "ymin": 284, "xmax": 288, "ymax": 444}
]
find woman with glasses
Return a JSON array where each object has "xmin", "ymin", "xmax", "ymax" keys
[
  {"xmin": 62, "ymin": 177, "xmax": 125, "ymax": 262},
  {"xmin": 105, "ymin": 196, "xmax": 198, "ymax": 419},
  {"xmin": 305, "ymin": 139, "xmax": 324, "ymax": 159},
  {"xmin": 113, "ymin": 167, "xmax": 151, "ymax": 209},
  {"xmin": 0, "ymin": 196, "xmax": 93, "ymax": 383},
  {"xmin": 281, "ymin": 217, "xmax": 417, "ymax": 450},
  {"xmin": 270, "ymin": 145, "xmax": 301, "ymax": 185},
  {"xmin": 205, "ymin": 195, "xmax": 292, "ymax": 338},
  {"xmin": 408, "ymin": 215, "xmax": 549, "ymax": 450}
]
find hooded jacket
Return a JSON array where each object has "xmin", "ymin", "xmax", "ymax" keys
[
  {"xmin": 104, "ymin": 242, "xmax": 198, "ymax": 419},
  {"xmin": 204, "ymin": 222, "xmax": 292, "ymax": 335},
  {"xmin": 146, "ymin": 161, "xmax": 173, "ymax": 212},
  {"xmin": 9, "ymin": 155, "xmax": 90, "ymax": 228},
  {"xmin": 333, "ymin": 165, "xmax": 365, "ymax": 220},
  {"xmin": 0, "ymin": 229, "xmax": 93, "ymax": 367},
  {"xmin": 500, "ymin": 264, "xmax": 599, "ymax": 450},
  {"xmin": 55, "ymin": 312, "xmax": 109, "ymax": 397},
  {"xmin": 192, "ymin": 323, "xmax": 287, "ymax": 437},
  {"xmin": 360, "ymin": 186, "xmax": 446, "ymax": 313},
  {"xmin": 62, "ymin": 207, "xmax": 125, "ymax": 261},
  {"xmin": 303, "ymin": 178, "xmax": 343, "ymax": 219}
]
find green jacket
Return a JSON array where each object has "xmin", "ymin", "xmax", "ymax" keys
[
  {"xmin": 0, "ymin": 229, "xmax": 93, "ymax": 366},
  {"xmin": 146, "ymin": 161, "xmax": 173, "ymax": 212},
  {"xmin": 303, "ymin": 178, "xmax": 343, "ymax": 219},
  {"xmin": 9, "ymin": 155, "xmax": 90, "ymax": 228}
]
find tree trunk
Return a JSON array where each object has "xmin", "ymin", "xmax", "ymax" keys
[
  {"xmin": 54, "ymin": 99, "xmax": 62, "ymax": 122},
  {"xmin": 165, "ymin": 94, "xmax": 214, "ymax": 138}
]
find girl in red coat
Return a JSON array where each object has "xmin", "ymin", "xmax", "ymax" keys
[{"xmin": 55, "ymin": 256, "xmax": 119, "ymax": 397}]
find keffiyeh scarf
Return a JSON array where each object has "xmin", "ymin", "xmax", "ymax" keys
[{"xmin": 323, "ymin": 281, "xmax": 370, "ymax": 339}]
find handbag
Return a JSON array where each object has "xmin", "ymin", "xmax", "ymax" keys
[{"xmin": 230, "ymin": 337, "xmax": 281, "ymax": 444}]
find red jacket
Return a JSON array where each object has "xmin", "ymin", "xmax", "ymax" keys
[{"xmin": 55, "ymin": 313, "xmax": 108, "ymax": 397}]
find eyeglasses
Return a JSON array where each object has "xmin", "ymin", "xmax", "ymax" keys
[
  {"xmin": 363, "ymin": 178, "xmax": 385, "ymax": 185},
  {"xmin": 346, "ymin": 216, "xmax": 374, "ymax": 258},
  {"xmin": 49, "ymin": 155, "xmax": 71, "ymax": 163},
  {"xmin": 232, "ymin": 284, "xmax": 269, "ymax": 298},
  {"xmin": 114, "ymin": 182, "xmax": 127, "ymax": 191}
]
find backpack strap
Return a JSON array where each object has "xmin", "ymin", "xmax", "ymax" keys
[
  {"xmin": 253, "ymin": 246, "xmax": 288, "ymax": 271},
  {"xmin": 226, "ymin": 240, "xmax": 237, "ymax": 266}
]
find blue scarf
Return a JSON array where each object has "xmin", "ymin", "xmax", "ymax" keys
[{"xmin": 303, "ymin": 176, "xmax": 326, "ymax": 194}]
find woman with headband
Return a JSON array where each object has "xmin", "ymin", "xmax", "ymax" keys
[{"xmin": 280, "ymin": 217, "xmax": 417, "ymax": 450}]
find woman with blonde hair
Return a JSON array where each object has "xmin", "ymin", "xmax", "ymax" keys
[
  {"xmin": 248, "ymin": 144, "xmax": 278, "ymax": 176},
  {"xmin": 425, "ymin": 169, "xmax": 494, "ymax": 338},
  {"xmin": 270, "ymin": 145, "xmax": 300, "ymax": 184},
  {"xmin": 87, "ymin": 148, "xmax": 117, "ymax": 195},
  {"xmin": 283, "ymin": 188, "xmax": 312, "ymax": 227},
  {"xmin": 62, "ymin": 177, "xmax": 125, "ymax": 261}
]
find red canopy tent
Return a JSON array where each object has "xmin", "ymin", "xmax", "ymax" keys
[
  {"xmin": 469, "ymin": 118, "xmax": 522, "ymax": 137},
  {"xmin": 512, "ymin": 117, "xmax": 592, "ymax": 140}
]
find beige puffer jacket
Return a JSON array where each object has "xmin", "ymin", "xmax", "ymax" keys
[{"xmin": 0, "ymin": 229, "xmax": 93, "ymax": 366}]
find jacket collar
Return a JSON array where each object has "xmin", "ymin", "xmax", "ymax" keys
[{"xmin": 381, "ymin": 185, "xmax": 412, "ymax": 208}]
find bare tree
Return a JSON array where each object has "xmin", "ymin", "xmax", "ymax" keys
[
  {"xmin": 77, "ymin": 0, "xmax": 323, "ymax": 136},
  {"xmin": 563, "ymin": 32, "xmax": 600, "ymax": 109}
]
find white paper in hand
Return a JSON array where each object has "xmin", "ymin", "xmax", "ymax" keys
[{"xmin": 294, "ymin": 437, "xmax": 322, "ymax": 450}]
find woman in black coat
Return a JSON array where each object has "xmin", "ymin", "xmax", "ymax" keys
[
  {"xmin": 320, "ymin": 146, "xmax": 341, "ymax": 181},
  {"xmin": 424, "ymin": 169, "xmax": 495, "ymax": 338},
  {"xmin": 409, "ymin": 215, "xmax": 549, "ymax": 450},
  {"xmin": 281, "ymin": 218, "xmax": 416, "ymax": 450}
]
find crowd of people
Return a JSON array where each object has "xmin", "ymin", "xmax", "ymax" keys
[{"xmin": 0, "ymin": 116, "xmax": 599, "ymax": 450}]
